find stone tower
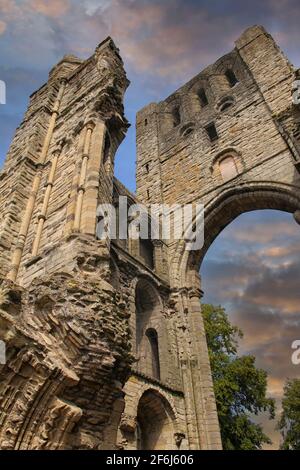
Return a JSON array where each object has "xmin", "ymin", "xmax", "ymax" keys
[{"xmin": 0, "ymin": 25, "xmax": 300, "ymax": 450}]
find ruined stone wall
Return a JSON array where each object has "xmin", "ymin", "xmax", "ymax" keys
[
  {"xmin": 0, "ymin": 263, "xmax": 133, "ymax": 449},
  {"xmin": 136, "ymin": 26, "xmax": 300, "ymax": 267},
  {"xmin": 0, "ymin": 84, "xmax": 55, "ymax": 278},
  {"xmin": 100, "ymin": 247, "xmax": 189, "ymax": 450},
  {"xmin": 0, "ymin": 37, "xmax": 135, "ymax": 450},
  {"xmin": 2, "ymin": 25, "xmax": 299, "ymax": 451},
  {"xmin": 135, "ymin": 25, "xmax": 300, "ymax": 450},
  {"xmin": 137, "ymin": 27, "xmax": 299, "ymax": 218}
]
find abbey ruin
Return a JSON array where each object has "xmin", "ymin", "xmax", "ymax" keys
[{"xmin": 0, "ymin": 25, "xmax": 300, "ymax": 450}]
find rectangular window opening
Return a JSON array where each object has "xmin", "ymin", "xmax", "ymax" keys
[
  {"xmin": 225, "ymin": 69, "xmax": 239, "ymax": 87},
  {"xmin": 205, "ymin": 123, "xmax": 218, "ymax": 142},
  {"xmin": 199, "ymin": 88, "xmax": 208, "ymax": 107}
]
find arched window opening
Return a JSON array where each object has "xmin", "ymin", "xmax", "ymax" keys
[
  {"xmin": 219, "ymin": 155, "xmax": 238, "ymax": 182},
  {"xmin": 146, "ymin": 328, "xmax": 160, "ymax": 380},
  {"xmin": 135, "ymin": 280, "xmax": 162, "ymax": 379},
  {"xmin": 205, "ymin": 122, "xmax": 218, "ymax": 142},
  {"xmin": 218, "ymin": 96, "xmax": 235, "ymax": 112},
  {"xmin": 225, "ymin": 69, "xmax": 238, "ymax": 87},
  {"xmin": 172, "ymin": 106, "xmax": 181, "ymax": 128},
  {"xmin": 180, "ymin": 122, "xmax": 195, "ymax": 138},
  {"xmin": 220, "ymin": 101, "xmax": 233, "ymax": 111},
  {"xmin": 137, "ymin": 391, "xmax": 176, "ymax": 450},
  {"xmin": 198, "ymin": 88, "xmax": 208, "ymax": 107}
]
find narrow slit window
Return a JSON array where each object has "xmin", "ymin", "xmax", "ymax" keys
[
  {"xmin": 205, "ymin": 123, "xmax": 218, "ymax": 142},
  {"xmin": 172, "ymin": 106, "xmax": 181, "ymax": 127},
  {"xmin": 103, "ymin": 133, "xmax": 111, "ymax": 165},
  {"xmin": 225, "ymin": 69, "xmax": 238, "ymax": 87},
  {"xmin": 198, "ymin": 88, "xmax": 208, "ymax": 107},
  {"xmin": 146, "ymin": 328, "xmax": 160, "ymax": 380}
]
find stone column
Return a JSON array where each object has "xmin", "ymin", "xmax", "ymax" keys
[
  {"xmin": 64, "ymin": 128, "xmax": 87, "ymax": 237},
  {"xmin": 185, "ymin": 274, "xmax": 222, "ymax": 449},
  {"xmin": 73, "ymin": 121, "xmax": 95, "ymax": 232},
  {"xmin": 80, "ymin": 121, "xmax": 106, "ymax": 235},
  {"xmin": 153, "ymin": 240, "xmax": 168, "ymax": 279},
  {"xmin": 7, "ymin": 79, "xmax": 67, "ymax": 282},
  {"xmin": 128, "ymin": 216, "xmax": 140, "ymax": 259},
  {"xmin": 31, "ymin": 147, "xmax": 61, "ymax": 256},
  {"xmin": 208, "ymin": 73, "xmax": 231, "ymax": 103},
  {"xmin": 171, "ymin": 289, "xmax": 201, "ymax": 449}
]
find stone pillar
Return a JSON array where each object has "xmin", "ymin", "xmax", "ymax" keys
[
  {"xmin": 235, "ymin": 25, "xmax": 294, "ymax": 115},
  {"xmin": 153, "ymin": 240, "xmax": 168, "ymax": 279},
  {"xmin": 128, "ymin": 216, "xmax": 140, "ymax": 259},
  {"xmin": 80, "ymin": 121, "xmax": 106, "ymax": 235},
  {"xmin": 64, "ymin": 128, "xmax": 87, "ymax": 237},
  {"xmin": 185, "ymin": 273, "xmax": 222, "ymax": 449},
  {"xmin": 31, "ymin": 147, "xmax": 61, "ymax": 256},
  {"xmin": 73, "ymin": 121, "xmax": 94, "ymax": 232},
  {"xmin": 7, "ymin": 79, "xmax": 67, "ymax": 282},
  {"xmin": 208, "ymin": 73, "xmax": 231, "ymax": 103},
  {"xmin": 170, "ymin": 289, "xmax": 201, "ymax": 449}
]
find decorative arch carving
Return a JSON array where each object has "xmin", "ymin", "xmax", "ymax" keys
[{"xmin": 210, "ymin": 148, "xmax": 244, "ymax": 184}]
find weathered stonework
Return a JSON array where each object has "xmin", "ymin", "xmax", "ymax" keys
[{"xmin": 0, "ymin": 25, "xmax": 300, "ymax": 450}]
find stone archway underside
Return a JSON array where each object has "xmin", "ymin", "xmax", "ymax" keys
[
  {"xmin": 173, "ymin": 184, "xmax": 300, "ymax": 287},
  {"xmin": 137, "ymin": 390, "xmax": 176, "ymax": 450}
]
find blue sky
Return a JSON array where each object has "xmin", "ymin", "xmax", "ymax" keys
[
  {"xmin": 1, "ymin": 0, "xmax": 300, "ymax": 188},
  {"xmin": 1, "ymin": 0, "xmax": 300, "ymax": 448}
]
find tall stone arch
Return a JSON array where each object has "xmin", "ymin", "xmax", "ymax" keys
[
  {"xmin": 173, "ymin": 182, "xmax": 300, "ymax": 288},
  {"xmin": 137, "ymin": 389, "xmax": 177, "ymax": 450},
  {"xmin": 136, "ymin": 25, "xmax": 300, "ymax": 449}
]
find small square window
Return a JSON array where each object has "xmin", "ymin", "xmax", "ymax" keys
[{"xmin": 205, "ymin": 123, "xmax": 218, "ymax": 142}]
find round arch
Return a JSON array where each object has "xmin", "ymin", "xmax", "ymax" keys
[
  {"xmin": 136, "ymin": 389, "xmax": 177, "ymax": 450},
  {"xmin": 131, "ymin": 276, "xmax": 167, "ymax": 380},
  {"xmin": 171, "ymin": 182, "xmax": 300, "ymax": 288}
]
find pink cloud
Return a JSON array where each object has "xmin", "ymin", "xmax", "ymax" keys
[
  {"xmin": 27, "ymin": 0, "xmax": 71, "ymax": 18},
  {"xmin": 230, "ymin": 221, "xmax": 299, "ymax": 244}
]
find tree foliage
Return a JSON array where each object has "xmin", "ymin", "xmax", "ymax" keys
[
  {"xmin": 202, "ymin": 303, "xmax": 275, "ymax": 450},
  {"xmin": 277, "ymin": 379, "xmax": 300, "ymax": 450}
]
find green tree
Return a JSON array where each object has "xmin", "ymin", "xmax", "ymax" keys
[
  {"xmin": 202, "ymin": 303, "xmax": 275, "ymax": 450},
  {"xmin": 277, "ymin": 379, "xmax": 300, "ymax": 450}
]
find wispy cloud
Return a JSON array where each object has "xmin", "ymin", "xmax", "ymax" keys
[{"xmin": 0, "ymin": 0, "xmax": 299, "ymax": 449}]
